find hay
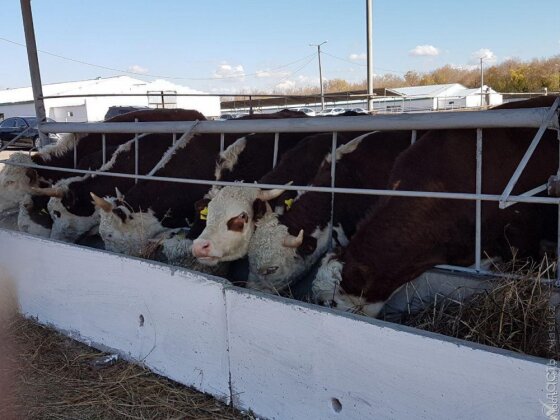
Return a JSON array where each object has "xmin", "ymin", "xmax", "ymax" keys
[
  {"xmin": 402, "ymin": 256, "xmax": 560, "ymax": 360},
  {"xmin": 2, "ymin": 316, "xmax": 252, "ymax": 420}
]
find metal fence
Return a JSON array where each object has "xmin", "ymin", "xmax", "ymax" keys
[{"xmin": 2, "ymin": 100, "xmax": 560, "ymax": 280}]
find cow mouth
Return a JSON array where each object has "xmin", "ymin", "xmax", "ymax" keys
[{"xmin": 196, "ymin": 256, "xmax": 220, "ymax": 266}]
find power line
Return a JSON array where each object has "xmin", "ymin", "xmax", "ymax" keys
[
  {"xmin": 322, "ymin": 50, "xmax": 405, "ymax": 75},
  {"xmin": 0, "ymin": 36, "xmax": 316, "ymax": 81}
]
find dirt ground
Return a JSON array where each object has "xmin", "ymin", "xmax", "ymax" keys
[{"xmin": 1, "ymin": 316, "xmax": 252, "ymax": 420}]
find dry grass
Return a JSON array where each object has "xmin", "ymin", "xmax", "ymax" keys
[
  {"xmin": 1, "ymin": 316, "xmax": 252, "ymax": 420},
  {"xmin": 402, "ymin": 256, "xmax": 560, "ymax": 360}
]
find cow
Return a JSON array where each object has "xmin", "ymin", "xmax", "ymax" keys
[
  {"xmin": 94, "ymin": 110, "xmax": 309, "ymax": 257},
  {"xmin": 30, "ymin": 110, "xmax": 207, "ymax": 242},
  {"xmin": 0, "ymin": 108, "xmax": 203, "ymax": 215},
  {"xmin": 312, "ymin": 96, "xmax": 559, "ymax": 317},
  {"xmin": 244, "ymin": 131, "xmax": 413, "ymax": 293},
  {"xmin": 191, "ymin": 131, "xmax": 370, "ymax": 264}
]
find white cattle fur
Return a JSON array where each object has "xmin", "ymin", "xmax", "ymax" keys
[
  {"xmin": 48, "ymin": 139, "xmax": 134, "ymax": 242},
  {"xmin": 99, "ymin": 199, "xmax": 168, "ymax": 256},
  {"xmin": 214, "ymin": 137, "xmax": 247, "ymax": 181},
  {"xmin": 0, "ymin": 153, "xmax": 39, "ymax": 213},
  {"xmin": 17, "ymin": 196, "xmax": 51, "ymax": 238},
  {"xmin": 246, "ymin": 212, "xmax": 348, "ymax": 293},
  {"xmin": 194, "ymin": 186, "xmax": 262, "ymax": 265}
]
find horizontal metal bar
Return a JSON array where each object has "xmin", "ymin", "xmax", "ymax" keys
[
  {"xmin": 3, "ymin": 159, "xmax": 560, "ymax": 205},
  {"xmin": 40, "ymin": 92, "xmax": 384, "ymax": 100},
  {"xmin": 39, "ymin": 107, "xmax": 555, "ymax": 135},
  {"xmin": 0, "ymin": 126, "xmax": 33, "ymax": 151}
]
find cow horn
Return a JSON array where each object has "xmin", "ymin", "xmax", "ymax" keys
[
  {"xmin": 90, "ymin": 192, "xmax": 113, "ymax": 213},
  {"xmin": 115, "ymin": 187, "xmax": 124, "ymax": 200},
  {"xmin": 31, "ymin": 186, "xmax": 64, "ymax": 198},
  {"xmin": 257, "ymin": 181, "xmax": 292, "ymax": 202},
  {"xmin": 283, "ymin": 229, "xmax": 304, "ymax": 248}
]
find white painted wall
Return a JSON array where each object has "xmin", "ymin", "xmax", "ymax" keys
[
  {"xmin": 0, "ymin": 102, "xmax": 35, "ymax": 119},
  {"xmin": 0, "ymin": 228, "xmax": 555, "ymax": 420}
]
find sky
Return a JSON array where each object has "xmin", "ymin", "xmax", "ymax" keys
[{"xmin": 0, "ymin": 0, "xmax": 558, "ymax": 93}]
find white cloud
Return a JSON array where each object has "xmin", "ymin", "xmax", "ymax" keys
[
  {"xmin": 409, "ymin": 45, "xmax": 440, "ymax": 57},
  {"xmin": 213, "ymin": 63, "xmax": 245, "ymax": 81},
  {"xmin": 450, "ymin": 63, "xmax": 479, "ymax": 71},
  {"xmin": 128, "ymin": 64, "xmax": 149, "ymax": 74},
  {"xmin": 275, "ymin": 80, "xmax": 296, "ymax": 91},
  {"xmin": 349, "ymin": 53, "xmax": 367, "ymax": 61},
  {"xmin": 255, "ymin": 69, "xmax": 290, "ymax": 78},
  {"xmin": 470, "ymin": 48, "xmax": 496, "ymax": 63}
]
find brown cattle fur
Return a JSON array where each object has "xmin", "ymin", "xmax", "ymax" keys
[{"xmin": 339, "ymin": 96, "xmax": 559, "ymax": 305}]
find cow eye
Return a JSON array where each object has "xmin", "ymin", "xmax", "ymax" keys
[
  {"xmin": 227, "ymin": 212, "xmax": 248, "ymax": 232},
  {"xmin": 4, "ymin": 180, "xmax": 14, "ymax": 186},
  {"xmin": 261, "ymin": 266, "xmax": 279, "ymax": 276}
]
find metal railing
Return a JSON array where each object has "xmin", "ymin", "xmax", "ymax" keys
[{"xmin": 2, "ymin": 102, "xmax": 559, "ymax": 281}]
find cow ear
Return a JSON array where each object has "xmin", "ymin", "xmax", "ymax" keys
[
  {"xmin": 25, "ymin": 169, "xmax": 38, "ymax": 185},
  {"xmin": 297, "ymin": 234, "xmax": 317, "ymax": 256},
  {"xmin": 252, "ymin": 199, "xmax": 270, "ymax": 222},
  {"xmin": 227, "ymin": 212, "xmax": 248, "ymax": 232},
  {"xmin": 194, "ymin": 198, "xmax": 210, "ymax": 214}
]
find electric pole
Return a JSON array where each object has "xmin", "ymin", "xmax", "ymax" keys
[
  {"xmin": 310, "ymin": 41, "xmax": 327, "ymax": 110},
  {"xmin": 366, "ymin": 0, "xmax": 373, "ymax": 112}
]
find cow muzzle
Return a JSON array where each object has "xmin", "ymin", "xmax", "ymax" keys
[{"xmin": 192, "ymin": 239, "xmax": 220, "ymax": 265}]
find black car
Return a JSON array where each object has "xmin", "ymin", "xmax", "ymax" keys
[{"xmin": 0, "ymin": 116, "xmax": 59, "ymax": 149}]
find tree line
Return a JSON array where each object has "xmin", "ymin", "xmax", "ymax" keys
[{"xmin": 274, "ymin": 55, "xmax": 560, "ymax": 95}]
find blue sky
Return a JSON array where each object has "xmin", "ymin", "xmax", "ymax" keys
[{"xmin": 1, "ymin": 0, "xmax": 558, "ymax": 92}]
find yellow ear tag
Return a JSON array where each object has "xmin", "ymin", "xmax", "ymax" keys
[
  {"xmin": 284, "ymin": 198, "xmax": 294, "ymax": 211},
  {"xmin": 200, "ymin": 206, "xmax": 208, "ymax": 220}
]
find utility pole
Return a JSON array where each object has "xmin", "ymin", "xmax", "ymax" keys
[
  {"xmin": 310, "ymin": 41, "xmax": 327, "ymax": 110},
  {"xmin": 366, "ymin": 0, "xmax": 374, "ymax": 112}
]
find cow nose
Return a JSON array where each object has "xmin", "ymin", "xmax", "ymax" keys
[{"xmin": 192, "ymin": 239, "xmax": 212, "ymax": 258}]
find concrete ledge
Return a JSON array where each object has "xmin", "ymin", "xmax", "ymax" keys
[{"xmin": 0, "ymin": 228, "xmax": 555, "ymax": 419}]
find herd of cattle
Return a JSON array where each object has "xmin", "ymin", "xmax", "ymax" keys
[{"xmin": 0, "ymin": 96, "xmax": 558, "ymax": 317}]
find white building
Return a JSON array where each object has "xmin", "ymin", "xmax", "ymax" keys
[
  {"xmin": 371, "ymin": 83, "xmax": 503, "ymax": 113},
  {"xmin": 0, "ymin": 76, "xmax": 221, "ymax": 122}
]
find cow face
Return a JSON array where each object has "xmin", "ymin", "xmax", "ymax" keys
[
  {"xmin": 47, "ymin": 185, "xmax": 99, "ymax": 242},
  {"xmin": 247, "ymin": 215, "xmax": 349, "ymax": 293},
  {"xmin": 96, "ymin": 196, "xmax": 168, "ymax": 256},
  {"xmin": 0, "ymin": 153, "xmax": 39, "ymax": 213},
  {"xmin": 192, "ymin": 186, "xmax": 284, "ymax": 265}
]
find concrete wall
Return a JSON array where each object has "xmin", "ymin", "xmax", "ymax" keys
[{"xmin": 0, "ymin": 228, "xmax": 555, "ymax": 420}]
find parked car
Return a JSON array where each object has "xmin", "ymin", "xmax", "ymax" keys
[
  {"xmin": 291, "ymin": 107, "xmax": 316, "ymax": 116},
  {"xmin": 316, "ymin": 107, "xmax": 347, "ymax": 117},
  {"xmin": 348, "ymin": 107, "xmax": 368, "ymax": 114},
  {"xmin": 0, "ymin": 117, "xmax": 59, "ymax": 149}
]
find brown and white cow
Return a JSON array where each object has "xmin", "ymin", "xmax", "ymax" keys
[
  {"xmin": 312, "ymin": 96, "xmax": 559, "ymax": 317},
  {"xmin": 1, "ymin": 108, "xmax": 201, "ymax": 226},
  {"xmin": 95, "ymin": 111, "xmax": 309, "ymax": 256},
  {"xmin": 191, "ymin": 131, "xmax": 369, "ymax": 264},
  {"xmin": 30, "ymin": 110, "xmax": 207, "ymax": 242},
  {"xmin": 245, "ymin": 130, "xmax": 413, "ymax": 293}
]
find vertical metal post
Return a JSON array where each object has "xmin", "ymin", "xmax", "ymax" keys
[
  {"xmin": 366, "ymin": 0, "xmax": 374, "ymax": 112},
  {"xmin": 328, "ymin": 132, "xmax": 338, "ymax": 250},
  {"xmin": 102, "ymin": 134, "xmax": 106, "ymax": 165},
  {"xmin": 272, "ymin": 133, "xmax": 279, "ymax": 168},
  {"xmin": 411, "ymin": 130, "xmax": 417, "ymax": 145},
  {"xmin": 20, "ymin": 0, "xmax": 48, "ymax": 146},
  {"xmin": 73, "ymin": 136, "xmax": 77, "ymax": 169},
  {"xmin": 220, "ymin": 133, "xmax": 225, "ymax": 153},
  {"xmin": 172, "ymin": 133, "xmax": 177, "ymax": 146},
  {"xmin": 160, "ymin": 91, "xmax": 165, "ymax": 109},
  {"xmin": 480, "ymin": 58, "xmax": 484, "ymax": 107},
  {"xmin": 134, "ymin": 118, "xmax": 139, "ymax": 184},
  {"xmin": 475, "ymin": 128, "xmax": 483, "ymax": 271}
]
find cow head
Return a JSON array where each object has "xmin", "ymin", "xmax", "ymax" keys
[
  {"xmin": 17, "ymin": 194, "xmax": 52, "ymax": 238},
  {"xmin": 32, "ymin": 180, "xmax": 100, "ymax": 242},
  {"xmin": 246, "ymin": 214, "xmax": 348, "ymax": 293},
  {"xmin": 312, "ymin": 252, "xmax": 385, "ymax": 318},
  {"xmin": 94, "ymin": 192, "xmax": 169, "ymax": 256},
  {"xmin": 192, "ymin": 186, "xmax": 285, "ymax": 265},
  {"xmin": 0, "ymin": 153, "xmax": 39, "ymax": 213}
]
